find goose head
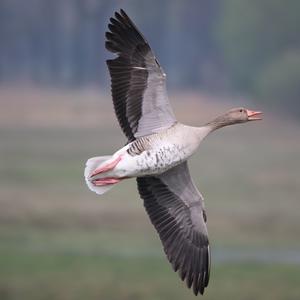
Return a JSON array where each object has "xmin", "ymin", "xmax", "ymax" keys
[
  {"xmin": 226, "ymin": 107, "xmax": 263, "ymax": 123},
  {"xmin": 207, "ymin": 107, "xmax": 263, "ymax": 130}
]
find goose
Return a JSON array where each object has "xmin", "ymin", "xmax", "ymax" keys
[{"xmin": 84, "ymin": 9, "xmax": 262, "ymax": 296}]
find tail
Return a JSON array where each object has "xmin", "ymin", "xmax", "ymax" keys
[{"xmin": 84, "ymin": 156, "xmax": 116, "ymax": 195}]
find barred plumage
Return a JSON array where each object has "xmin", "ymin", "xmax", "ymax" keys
[{"xmin": 127, "ymin": 136, "xmax": 151, "ymax": 156}]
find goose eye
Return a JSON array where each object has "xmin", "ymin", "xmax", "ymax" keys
[{"xmin": 239, "ymin": 109, "xmax": 243, "ymax": 113}]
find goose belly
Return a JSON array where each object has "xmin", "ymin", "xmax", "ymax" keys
[{"xmin": 114, "ymin": 142, "xmax": 190, "ymax": 177}]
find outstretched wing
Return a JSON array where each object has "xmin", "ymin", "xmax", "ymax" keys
[
  {"xmin": 106, "ymin": 9, "xmax": 176, "ymax": 142},
  {"xmin": 137, "ymin": 162, "xmax": 210, "ymax": 295}
]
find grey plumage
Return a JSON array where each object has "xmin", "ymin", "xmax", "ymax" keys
[
  {"xmin": 137, "ymin": 162, "xmax": 210, "ymax": 295},
  {"xmin": 106, "ymin": 9, "xmax": 176, "ymax": 141}
]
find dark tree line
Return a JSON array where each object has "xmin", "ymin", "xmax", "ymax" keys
[
  {"xmin": 1, "ymin": 0, "xmax": 300, "ymax": 117},
  {"xmin": 0, "ymin": 0, "xmax": 219, "ymax": 88}
]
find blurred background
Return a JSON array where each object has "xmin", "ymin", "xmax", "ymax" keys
[{"xmin": 1, "ymin": 0, "xmax": 300, "ymax": 299}]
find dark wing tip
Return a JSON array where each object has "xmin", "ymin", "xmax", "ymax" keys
[
  {"xmin": 182, "ymin": 244, "xmax": 210, "ymax": 296},
  {"xmin": 114, "ymin": 11, "xmax": 124, "ymax": 24},
  {"xmin": 120, "ymin": 8, "xmax": 127, "ymax": 16},
  {"xmin": 106, "ymin": 9, "xmax": 148, "ymax": 55},
  {"xmin": 108, "ymin": 9, "xmax": 132, "ymax": 36},
  {"xmin": 137, "ymin": 176, "xmax": 210, "ymax": 296}
]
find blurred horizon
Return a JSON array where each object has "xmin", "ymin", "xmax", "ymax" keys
[
  {"xmin": 1, "ymin": 0, "xmax": 300, "ymax": 117},
  {"xmin": 1, "ymin": 1, "xmax": 300, "ymax": 300}
]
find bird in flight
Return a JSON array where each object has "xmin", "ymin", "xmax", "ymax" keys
[{"xmin": 84, "ymin": 9, "xmax": 262, "ymax": 295}]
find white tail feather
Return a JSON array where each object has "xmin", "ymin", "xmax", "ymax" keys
[{"xmin": 84, "ymin": 156, "xmax": 116, "ymax": 195}]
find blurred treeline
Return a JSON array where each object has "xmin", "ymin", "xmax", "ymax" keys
[{"xmin": 1, "ymin": 0, "xmax": 300, "ymax": 116}]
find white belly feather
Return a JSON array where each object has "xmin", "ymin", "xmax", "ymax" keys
[
  {"xmin": 114, "ymin": 143, "xmax": 185, "ymax": 177},
  {"xmin": 112, "ymin": 124, "xmax": 208, "ymax": 178}
]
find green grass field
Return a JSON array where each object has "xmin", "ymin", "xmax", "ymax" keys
[{"xmin": 0, "ymin": 89, "xmax": 300, "ymax": 299}]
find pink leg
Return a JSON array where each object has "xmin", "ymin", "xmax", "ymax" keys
[
  {"xmin": 92, "ymin": 177, "xmax": 121, "ymax": 186},
  {"xmin": 90, "ymin": 155, "xmax": 122, "ymax": 177}
]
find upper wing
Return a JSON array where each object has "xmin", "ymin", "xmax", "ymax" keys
[
  {"xmin": 106, "ymin": 9, "xmax": 176, "ymax": 142},
  {"xmin": 137, "ymin": 162, "xmax": 210, "ymax": 295}
]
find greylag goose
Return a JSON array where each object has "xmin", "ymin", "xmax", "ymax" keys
[{"xmin": 84, "ymin": 9, "xmax": 262, "ymax": 295}]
